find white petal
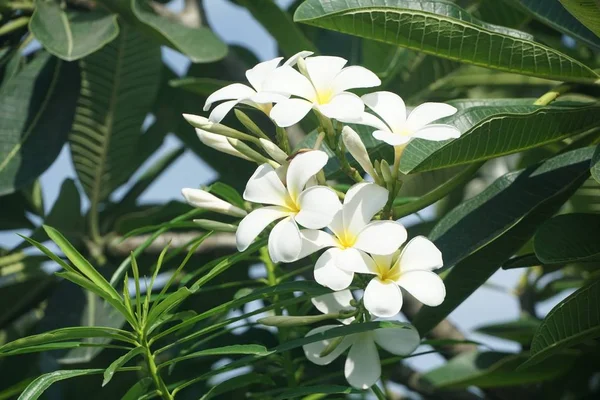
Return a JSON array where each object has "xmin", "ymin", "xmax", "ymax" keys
[
  {"xmin": 371, "ymin": 253, "xmax": 396, "ymax": 271},
  {"xmin": 364, "ymin": 278, "xmax": 403, "ymax": 318},
  {"xmin": 303, "ymin": 325, "xmax": 355, "ymax": 366},
  {"xmin": 245, "ymin": 57, "xmax": 283, "ymax": 91},
  {"xmin": 259, "ymin": 138, "xmax": 288, "ymax": 164},
  {"xmin": 297, "ymin": 229, "xmax": 337, "ymax": 259},
  {"xmin": 398, "ymin": 236, "xmax": 443, "ymax": 272},
  {"xmin": 269, "ymin": 98, "xmax": 314, "ymax": 128},
  {"xmin": 268, "ymin": 217, "xmax": 302, "ymax": 263},
  {"xmin": 236, "ymin": 206, "xmax": 289, "ymax": 251},
  {"xmin": 406, "ymin": 102, "xmax": 458, "ymax": 131},
  {"xmin": 336, "ymin": 248, "xmax": 378, "ymax": 274},
  {"xmin": 362, "ymin": 91, "xmax": 407, "ymax": 133},
  {"xmin": 345, "ymin": 333, "xmax": 381, "ymax": 389},
  {"xmin": 286, "ymin": 150, "xmax": 329, "ymax": 200},
  {"xmin": 332, "ymin": 66, "xmax": 381, "ymax": 93},
  {"xmin": 311, "ymin": 290, "xmax": 354, "ymax": 315},
  {"xmin": 344, "ymin": 182, "xmax": 372, "ymax": 204},
  {"xmin": 373, "ymin": 325, "xmax": 420, "ymax": 356},
  {"xmin": 204, "ymin": 83, "xmax": 256, "ymax": 111},
  {"xmin": 251, "ymin": 91, "xmax": 289, "ymax": 104},
  {"xmin": 317, "ymin": 92, "xmax": 364, "ymax": 121},
  {"xmin": 354, "ymin": 221, "xmax": 407, "ymax": 255},
  {"xmin": 342, "ymin": 126, "xmax": 377, "ymax": 178},
  {"xmin": 244, "ymin": 163, "xmax": 290, "ymax": 207},
  {"xmin": 328, "ymin": 209, "xmax": 345, "ymax": 239},
  {"xmin": 208, "ymin": 99, "xmax": 241, "ymax": 123},
  {"xmin": 181, "ymin": 188, "xmax": 247, "ymax": 218},
  {"xmin": 412, "ymin": 124, "xmax": 462, "ymax": 141},
  {"xmin": 396, "ymin": 270, "xmax": 446, "ymax": 307},
  {"xmin": 349, "ymin": 112, "xmax": 390, "ymax": 131},
  {"xmin": 196, "ymin": 128, "xmax": 252, "ymax": 161},
  {"xmin": 342, "ymin": 183, "xmax": 389, "ymax": 236},
  {"xmin": 296, "ymin": 186, "xmax": 342, "ymax": 229},
  {"xmin": 262, "ymin": 65, "xmax": 316, "ymax": 101},
  {"xmin": 314, "ymin": 248, "xmax": 354, "ymax": 291},
  {"xmin": 284, "ymin": 50, "xmax": 314, "ymax": 66},
  {"xmin": 373, "ymin": 130, "xmax": 411, "ymax": 146},
  {"xmin": 305, "ymin": 56, "xmax": 347, "ymax": 93}
]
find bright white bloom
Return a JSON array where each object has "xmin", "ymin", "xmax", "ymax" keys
[
  {"xmin": 303, "ymin": 290, "xmax": 420, "ymax": 389},
  {"xmin": 263, "ymin": 56, "xmax": 381, "ymax": 127},
  {"xmin": 203, "ymin": 51, "xmax": 312, "ymax": 122},
  {"xmin": 298, "ymin": 183, "xmax": 407, "ymax": 290},
  {"xmin": 181, "ymin": 188, "xmax": 247, "ymax": 218},
  {"xmin": 236, "ymin": 150, "xmax": 341, "ymax": 262},
  {"xmin": 362, "ymin": 236, "xmax": 446, "ymax": 318},
  {"xmin": 195, "ymin": 128, "xmax": 252, "ymax": 161},
  {"xmin": 358, "ymin": 91, "xmax": 460, "ymax": 146},
  {"xmin": 341, "ymin": 126, "xmax": 377, "ymax": 179}
]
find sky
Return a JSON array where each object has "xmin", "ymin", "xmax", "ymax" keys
[{"xmin": 0, "ymin": 0, "xmax": 571, "ymax": 374}]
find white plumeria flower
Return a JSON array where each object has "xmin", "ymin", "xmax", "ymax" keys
[
  {"xmin": 362, "ymin": 236, "xmax": 446, "ymax": 318},
  {"xmin": 303, "ymin": 290, "xmax": 420, "ymax": 389},
  {"xmin": 341, "ymin": 126, "xmax": 377, "ymax": 179},
  {"xmin": 236, "ymin": 150, "xmax": 341, "ymax": 262},
  {"xmin": 195, "ymin": 128, "xmax": 253, "ymax": 161},
  {"xmin": 298, "ymin": 183, "xmax": 407, "ymax": 290},
  {"xmin": 357, "ymin": 91, "xmax": 460, "ymax": 146},
  {"xmin": 203, "ymin": 51, "xmax": 313, "ymax": 122},
  {"xmin": 263, "ymin": 56, "xmax": 381, "ymax": 127},
  {"xmin": 181, "ymin": 188, "xmax": 247, "ymax": 218}
]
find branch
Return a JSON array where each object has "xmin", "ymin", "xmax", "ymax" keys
[{"xmin": 106, "ymin": 232, "xmax": 236, "ymax": 256}]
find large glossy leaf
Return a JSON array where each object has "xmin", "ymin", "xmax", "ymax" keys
[
  {"xmin": 592, "ymin": 144, "xmax": 600, "ymax": 184},
  {"xmin": 0, "ymin": 52, "xmax": 79, "ymax": 195},
  {"xmin": 0, "ymin": 191, "xmax": 34, "ymax": 231},
  {"xmin": 522, "ymin": 279, "xmax": 600, "ymax": 368},
  {"xmin": 534, "ymin": 213, "xmax": 600, "ymax": 263},
  {"xmin": 29, "ymin": 1, "xmax": 119, "ymax": 61},
  {"xmin": 413, "ymin": 147, "xmax": 594, "ymax": 334},
  {"xmin": 424, "ymin": 351, "xmax": 576, "ymax": 388},
  {"xmin": 69, "ymin": 26, "xmax": 161, "ymax": 206},
  {"xmin": 294, "ymin": 0, "xmax": 600, "ymax": 83},
  {"xmin": 474, "ymin": 318, "xmax": 541, "ymax": 345},
  {"xmin": 400, "ymin": 100, "xmax": 600, "ymax": 173},
  {"xmin": 509, "ymin": 0, "xmax": 600, "ymax": 50},
  {"xmin": 560, "ymin": 0, "xmax": 600, "ymax": 38}
]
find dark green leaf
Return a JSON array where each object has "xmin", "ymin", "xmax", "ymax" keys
[
  {"xmin": 522, "ymin": 279, "xmax": 600, "ymax": 368},
  {"xmin": 120, "ymin": 377, "xmax": 152, "ymax": 400},
  {"xmin": 0, "ymin": 191, "xmax": 34, "ymax": 231},
  {"xmin": 274, "ymin": 385, "xmax": 359, "ymax": 400},
  {"xmin": 17, "ymin": 369, "xmax": 105, "ymax": 400},
  {"xmin": 29, "ymin": 1, "xmax": 119, "ymax": 61},
  {"xmin": 591, "ymin": 144, "xmax": 600, "ymax": 184},
  {"xmin": 534, "ymin": 213, "xmax": 600, "ymax": 263},
  {"xmin": 474, "ymin": 318, "xmax": 541, "ymax": 345},
  {"xmin": 294, "ymin": 0, "xmax": 600, "ymax": 82},
  {"xmin": 207, "ymin": 182, "xmax": 245, "ymax": 208},
  {"xmin": 400, "ymin": 100, "xmax": 600, "ymax": 173},
  {"xmin": 559, "ymin": 0, "xmax": 600, "ymax": 38},
  {"xmin": 502, "ymin": 253, "xmax": 543, "ymax": 269},
  {"xmin": 146, "ymin": 287, "xmax": 192, "ymax": 327},
  {"xmin": 200, "ymin": 373, "xmax": 273, "ymax": 400},
  {"xmin": 169, "ymin": 77, "xmax": 231, "ymax": 97},
  {"xmin": 158, "ymin": 344, "xmax": 269, "ymax": 369},
  {"xmin": 102, "ymin": 347, "xmax": 143, "ymax": 386},
  {"xmin": 0, "ymin": 52, "xmax": 79, "ymax": 195}
]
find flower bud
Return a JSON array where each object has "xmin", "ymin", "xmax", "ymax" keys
[
  {"xmin": 342, "ymin": 126, "xmax": 377, "ymax": 179},
  {"xmin": 259, "ymin": 138, "xmax": 288, "ymax": 164},
  {"xmin": 234, "ymin": 109, "xmax": 269, "ymax": 139},
  {"xmin": 227, "ymin": 137, "xmax": 279, "ymax": 168},
  {"xmin": 192, "ymin": 219, "xmax": 238, "ymax": 232},
  {"xmin": 196, "ymin": 128, "xmax": 252, "ymax": 161},
  {"xmin": 379, "ymin": 159, "xmax": 393, "ymax": 184},
  {"xmin": 182, "ymin": 113, "xmax": 257, "ymax": 143},
  {"xmin": 182, "ymin": 188, "xmax": 247, "ymax": 218}
]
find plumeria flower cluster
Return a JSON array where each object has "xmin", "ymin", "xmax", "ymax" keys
[{"xmin": 180, "ymin": 51, "xmax": 463, "ymax": 390}]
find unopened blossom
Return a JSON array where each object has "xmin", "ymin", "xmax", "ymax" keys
[
  {"xmin": 341, "ymin": 126, "xmax": 377, "ymax": 179},
  {"xmin": 195, "ymin": 128, "xmax": 252, "ymax": 161},
  {"xmin": 303, "ymin": 290, "xmax": 420, "ymax": 389},
  {"xmin": 203, "ymin": 51, "xmax": 312, "ymax": 122},
  {"xmin": 361, "ymin": 236, "xmax": 446, "ymax": 318},
  {"xmin": 358, "ymin": 91, "xmax": 460, "ymax": 146},
  {"xmin": 181, "ymin": 188, "xmax": 247, "ymax": 218},
  {"xmin": 236, "ymin": 150, "xmax": 341, "ymax": 262},
  {"xmin": 263, "ymin": 56, "xmax": 381, "ymax": 127},
  {"xmin": 298, "ymin": 183, "xmax": 407, "ymax": 290}
]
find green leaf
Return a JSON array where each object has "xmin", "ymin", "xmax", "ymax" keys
[
  {"xmin": 29, "ymin": 1, "xmax": 119, "ymax": 61},
  {"xmin": 146, "ymin": 287, "xmax": 192, "ymax": 327},
  {"xmin": 591, "ymin": 144, "xmax": 600, "ymax": 184},
  {"xmin": 274, "ymin": 385, "xmax": 359, "ymax": 400},
  {"xmin": 69, "ymin": 26, "xmax": 161, "ymax": 207},
  {"xmin": 17, "ymin": 369, "xmax": 105, "ymax": 400},
  {"xmin": 413, "ymin": 147, "xmax": 593, "ymax": 334},
  {"xmin": 169, "ymin": 77, "xmax": 231, "ymax": 97},
  {"xmin": 0, "ymin": 326, "xmax": 136, "ymax": 356},
  {"xmin": 534, "ymin": 213, "xmax": 600, "ymax": 263},
  {"xmin": 400, "ymin": 100, "xmax": 600, "ymax": 174},
  {"xmin": 158, "ymin": 344, "xmax": 269, "ymax": 369},
  {"xmin": 0, "ymin": 191, "xmax": 34, "ymax": 231},
  {"xmin": 294, "ymin": 0, "xmax": 600, "ymax": 83},
  {"xmin": 236, "ymin": 0, "xmax": 317, "ymax": 56},
  {"xmin": 0, "ymin": 52, "xmax": 79, "ymax": 195},
  {"xmin": 207, "ymin": 182, "xmax": 245, "ymax": 208},
  {"xmin": 200, "ymin": 373, "xmax": 273, "ymax": 400},
  {"xmin": 474, "ymin": 318, "xmax": 541, "ymax": 345},
  {"xmin": 560, "ymin": 0, "xmax": 600, "ymax": 38},
  {"xmin": 423, "ymin": 351, "xmax": 576, "ymax": 389},
  {"xmin": 522, "ymin": 279, "xmax": 600, "ymax": 369},
  {"xmin": 103, "ymin": 347, "xmax": 144, "ymax": 386},
  {"xmin": 120, "ymin": 377, "xmax": 152, "ymax": 400},
  {"xmin": 510, "ymin": 0, "xmax": 600, "ymax": 50},
  {"xmin": 122, "ymin": 0, "xmax": 227, "ymax": 63}
]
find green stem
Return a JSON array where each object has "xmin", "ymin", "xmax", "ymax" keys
[
  {"xmin": 371, "ymin": 384, "xmax": 388, "ymax": 400},
  {"xmin": 393, "ymin": 161, "xmax": 484, "ymax": 218},
  {"xmin": 276, "ymin": 127, "xmax": 291, "ymax": 154},
  {"xmin": 142, "ymin": 339, "xmax": 173, "ymax": 400},
  {"xmin": 534, "ymin": 83, "xmax": 571, "ymax": 106},
  {"xmin": 382, "ymin": 146, "xmax": 405, "ymax": 219},
  {"xmin": 0, "ymin": 17, "xmax": 30, "ymax": 36},
  {"xmin": 336, "ymin": 139, "xmax": 363, "ymax": 183},
  {"xmin": 313, "ymin": 131, "xmax": 325, "ymax": 150}
]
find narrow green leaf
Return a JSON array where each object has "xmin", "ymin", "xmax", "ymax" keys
[
  {"xmin": 534, "ymin": 213, "xmax": 600, "ymax": 263},
  {"xmin": 121, "ymin": 377, "xmax": 152, "ymax": 400},
  {"xmin": 474, "ymin": 318, "xmax": 541, "ymax": 345},
  {"xmin": 274, "ymin": 385, "xmax": 358, "ymax": 400},
  {"xmin": 29, "ymin": 1, "xmax": 119, "ymax": 61},
  {"xmin": 103, "ymin": 347, "xmax": 144, "ymax": 386},
  {"xmin": 207, "ymin": 182, "xmax": 245, "ymax": 208},
  {"xmin": 0, "ymin": 52, "xmax": 79, "ymax": 195},
  {"xmin": 522, "ymin": 279, "xmax": 600, "ymax": 369},
  {"xmin": 200, "ymin": 373, "xmax": 273, "ymax": 400},
  {"xmin": 169, "ymin": 77, "xmax": 230, "ymax": 96},
  {"xmin": 591, "ymin": 144, "xmax": 600, "ymax": 184},
  {"xmin": 146, "ymin": 287, "xmax": 192, "ymax": 328},
  {"xmin": 294, "ymin": 0, "xmax": 600, "ymax": 83},
  {"xmin": 158, "ymin": 344, "xmax": 269, "ymax": 369},
  {"xmin": 17, "ymin": 369, "xmax": 105, "ymax": 400},
  {"xmin": 560, "ymin": 0, "xmax": 600, "ymax": 38}
]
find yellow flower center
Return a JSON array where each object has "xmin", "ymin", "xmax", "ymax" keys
[
  {"xmin": 375, "ymin": 259, "xmax": 401, "ymax": 282},
  {"xmin": 284, "ymin": 196, "xmax": 301, "ymax": 213},
  {"xmin": 316, "ymin": 88, "xmax": 334, "ymax": 105},
  {"xmin": 336, "ymin": 231, "xmax": 357, "ymax": 249},
  {"xmin": 397, "ymin": 127, "xmax": 412, "ymax": 136}
]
